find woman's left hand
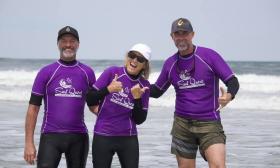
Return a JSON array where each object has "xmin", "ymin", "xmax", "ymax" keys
[{"xmin": 131, "ymin": 84, "xmax": 149, "ymax": 99}]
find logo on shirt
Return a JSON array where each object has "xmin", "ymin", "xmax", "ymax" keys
[
  {"xmin": 110, "ymin": 87, "xmax": 134, "ymax": 109},
  {"xmin": 55, "ymin": 78, "xmax": 83, "ymax": 98},
  {"xmin": 177, "ymin": 70, "xmax": 205, "ymax": 89},
  {"xmin": 179, "ymin": 70, "xmax": 191, "ymax": 80}
]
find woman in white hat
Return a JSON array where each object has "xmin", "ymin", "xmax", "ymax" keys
[{"xmin": 87, "ymin": 43, "xmax": 151, "ymax": 168}]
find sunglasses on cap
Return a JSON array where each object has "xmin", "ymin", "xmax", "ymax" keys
[{"xmin": 127, "ymin": 52, "xmax": 147, "ymax": 63}]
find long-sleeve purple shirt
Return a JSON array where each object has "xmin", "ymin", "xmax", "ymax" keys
[
  {"xmin": 155, "ymin": 46, "xmax": 234, "ymax": 120},
  {"xmin": 93, "ymin": 66, "xmax": 150, "ymax": 136}
]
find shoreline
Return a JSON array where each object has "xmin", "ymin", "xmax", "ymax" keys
[{"xmin": 0, "ymin": 101, "xmax": 279, "ymax": 167}]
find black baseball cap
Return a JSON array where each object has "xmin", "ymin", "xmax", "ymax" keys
[
  {"xmin": 171, "ymin": 18, "xmax": 193, "ymax": 34},
  {"xmin": 57, "ymin": 26, "xmax": 79, "ymax": 41}
]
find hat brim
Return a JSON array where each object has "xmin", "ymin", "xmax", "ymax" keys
[
  {"xmin": 171, "ymin": 28, "xmax": 193, "ymax": 34},
  {"xmin": 57, "ymin": 33, "xmax": 79, "ymax": 41}
]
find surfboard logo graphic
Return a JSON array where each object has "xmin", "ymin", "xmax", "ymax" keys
[
  {"xmin": 59, "ymin": 78, "xmax": 72, "ymax": 89},
  {"xmin": 179, "ymin": 70, "xmax": 191, "ymax": 80}
]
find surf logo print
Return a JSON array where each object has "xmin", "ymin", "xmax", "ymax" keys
[
  {"xmin": 110, "ymin": 87, "xmax": 134, "ymax": 109},
  {"xmin": 55, "ymin": 78, "xmax": 83, "ymax": 98},
  {"xmin": 59, "ymin": 78, "xmax": 72, "ymax": 89},
  {"xmin": 177, "ymin": 70, "xmax": 205, "ymax": 89},
  {"xmin": 179, "ymin": 70, "xmax": 191, "ymax": 80}
]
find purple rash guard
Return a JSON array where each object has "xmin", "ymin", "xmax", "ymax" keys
[
  {"xmin": 31, "ymin": 60, "xmax": 96, "ymax": 133},
  {"xmin": 93, "ymin": 66, "xmax": 150, "ymax": 136},
  {"xmin": 155, "ymin": 46, "xmax": 234, "ymax": 120}
]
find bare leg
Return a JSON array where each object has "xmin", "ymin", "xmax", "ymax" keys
[
  {"xmin": 205, "ymin": 143, "xmax": 226, "ymax": 168},
  {"xmin": 176, "ymin": 155, "xmax": 196, "ymax": 168}
]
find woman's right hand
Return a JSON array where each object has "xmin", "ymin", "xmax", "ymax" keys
[{"xmin": 107, "ymin": 74, "xmax": 123, "ymax": 93}]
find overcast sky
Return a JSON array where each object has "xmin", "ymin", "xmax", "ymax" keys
[{"xmin": 1, "ymin": 0, "xmax": 279, "ymax": 61}]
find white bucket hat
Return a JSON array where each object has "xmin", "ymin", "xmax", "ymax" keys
[{"xmin": 129, "ymin": 43, "xmax": 152, "ymax": 61}]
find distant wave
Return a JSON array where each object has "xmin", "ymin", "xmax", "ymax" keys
[
  {"xmin": 0, "ymin": 70, "xmax": 279, "ymax": 110},
  {"xmin": 0, "ymin": 70, "xmax": 37, "ymax": 86}
]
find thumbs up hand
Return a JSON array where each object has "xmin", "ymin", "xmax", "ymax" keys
[
  {"xmin": 107, "ymin": 74, "xmax": 123, "ymax": 93},
  {"xmin": 131, "ymin": 84, "xmax": 149, "ymax": 99},
  {"xmin": 217, "ymin": 87, "xmax": 232, "ymax": 111}
]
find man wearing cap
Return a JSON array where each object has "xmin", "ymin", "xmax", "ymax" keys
[
  {"xmin": 86, "ymin": 43, "xmax": 151, "ymax": 168},
  {"xmin": 150, "ymin": 18, "xmax": 239, "ymax": 167},
  {"xmin": 24, "ymin": 26, "xmax": 96, "ymax": 168}
]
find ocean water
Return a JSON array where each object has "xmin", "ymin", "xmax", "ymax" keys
[
  {"xmin": 0, "ymin": 58, "xmax": 280, "ymax": 167},
  {"xmin": 1, "ymin": 58, "xmax": 280, "ymax": 111}
]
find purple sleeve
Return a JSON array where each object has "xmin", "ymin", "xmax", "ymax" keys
[
  {"xmin": 208, "ymin": 50, "xmax": 234, "ymax": 82},
  {"xmin": 93, "ymin": 67, "xmax": 114, "ymax": 90},
  {"xmin": 155, "ymin": 61, "xmax": 171, "ymax": 92},
  {"xmin": 79, "ymin": 63, "xmax": 96, "ymax": 88},
  {"xmin": 87, "ymin": 68, "xmax": 96, "ymax": 88},
  {"xmin": 31, "ymin": 68, "xmax": 50, "ymax": 96}
]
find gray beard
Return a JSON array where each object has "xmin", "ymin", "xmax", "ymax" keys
[{"xmin": 176, "ymin": 41, "xmax": 189, "ymax": 51}]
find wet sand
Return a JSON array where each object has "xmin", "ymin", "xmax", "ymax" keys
[{"xmin": 0, "ymin": 101, "xmax": 279, "ymax": 168}]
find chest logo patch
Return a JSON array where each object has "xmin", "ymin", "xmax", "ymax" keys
[
  {"xmin": 110, "ymin": 87, "xmax": 134, "ymax": 109},
  {"xmin": 177, "ymin": 71, "xmax": 205, "ymax": 89},
  {"xmin": 55, "ymin": 78, "xmax": 83, "ymax": 98}
]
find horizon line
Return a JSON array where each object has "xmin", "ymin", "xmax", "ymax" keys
[{"xmin": 0, "ymin": 57, "xmax": 279, "ymax": 63}]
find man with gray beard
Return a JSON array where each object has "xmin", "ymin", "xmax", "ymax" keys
[
  {"xmin": 24, "ymin": 26, "xmax": 96, "ymax": 168},
  {"xmin": 150, "ymin": 18, "xmax": 239, "ymax": 168}
]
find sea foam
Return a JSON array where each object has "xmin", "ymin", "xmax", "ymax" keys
[{"xmin": 0, "ymin": 70, "xmax": 279, "ymax": 110}]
